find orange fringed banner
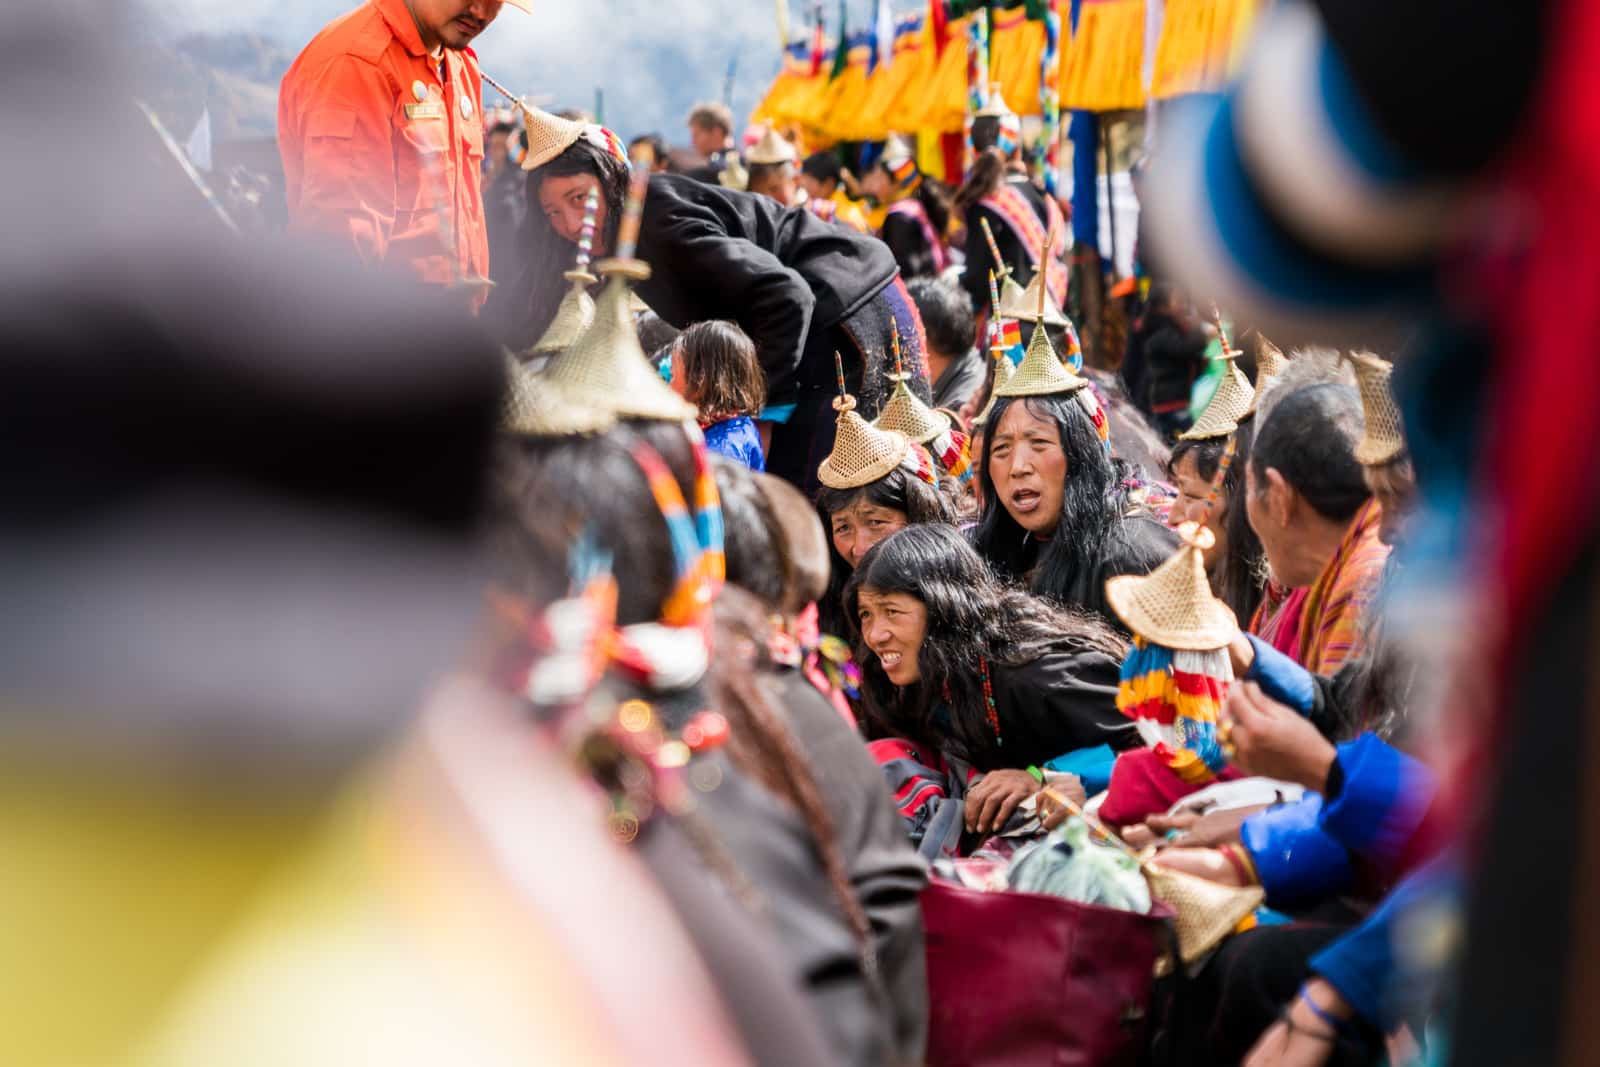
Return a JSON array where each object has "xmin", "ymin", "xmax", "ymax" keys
[
  {"xmin": 1061, "ymin": 0, "xmax": 1147, "ymax": 112},
  {"xmin": 1150, "ymin": 0, "xmax": 1261, "ymax": 99}
]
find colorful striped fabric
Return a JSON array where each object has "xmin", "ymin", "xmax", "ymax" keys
[
  {"xmin": 628, "ymin": 435, "xmax": 724, "ymax": 628},
  {"xmin": 1295, "ymin": 499, "xmax": 1390, "ymax": 676},
  {"xmin": 979, "ymin": 183, "xmax": 1068, "ymax": 307},
  {"xmin": 1115, "ymin": 638, "xmax": 1232, "ymax": 784}
]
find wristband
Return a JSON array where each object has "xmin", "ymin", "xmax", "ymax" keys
[
  {"xmin": 1297, "ymin": 987, "xmax": 1350, "ymax": 1036},
  {"xmin": 1278, "ymin": 1007, "xmax": 1335, "ymax": 1042},
  {"xmin": 1026, "ymin": 765, "xmax": 1045, "ymax": 784},
  {"xmin": 1220, "ymin": 843, "xmax": 1260, "ymax": 887}
]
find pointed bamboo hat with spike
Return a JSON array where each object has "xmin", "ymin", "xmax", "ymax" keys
[
  {"xmin": 999, "ymin": 216, "xmax": 1069, "ymax": 327},
  {"xmin": 1242, "ymin": 337, "xmax": 1287, "ymax": 418},
  {"xmin": 1105, "ymin": 523, "xmax": 1239, "ymax": 651},
  {"xmin": 520, "ymin": 103, "xmax": 587, "ymax": 173},
  {"xmin": 501, "ymin": 351, "xmax": 616, "ymax": 437},
  {"xmin": 1182, "ymin": 310, "xmax": 1256, "ymax": 440},
  {"xmin": 993, "ymin": 270, "xmax": 1089, "ymax": 399},
  {"xmin": 874, "ymin": 332, "xmax": 951, "ymax": 444},
  {"xmin": 1346, "ymin": 351, "xmax": 1407, "ymax": 466},
  {"xmin": 973, "ymin": 347, "xmax": 1016, "ymax": 429},
  {"xmin": 745, "ymin": 126, "xmax": 798, "ymax": 166},
  {"xmin": 818, "ymin": 350, "xmax": 914, "ymax": 489}
]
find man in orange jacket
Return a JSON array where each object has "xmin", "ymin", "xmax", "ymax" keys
[{"xmin": 279, "ymin": 0, "xmax": 529, "ymax": 300}]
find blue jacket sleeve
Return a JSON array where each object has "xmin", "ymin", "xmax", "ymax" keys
[
  {"xmin": 1310, "ymin": 855, "xmax": 1461, "ymax": 1031},
  {"xmin": 1240, "ymin": 795, "xmax": 1354, "ymax": 905},
  {"xmin": 1319, "ymin": 733, "xmax": 1436, "ymax": 878},
  {"xmin": 1243, "ymin": 633, "xmax": 1318, "ymax": 714}
]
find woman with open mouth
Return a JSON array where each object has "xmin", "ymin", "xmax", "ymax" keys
[
  {"xmin": 844, "ymin": 525, "xmax": 1140, "ymax": 851},
  {"xmin": 971, "ymin": 312, "xmax": 1177, "ymax": 627}
]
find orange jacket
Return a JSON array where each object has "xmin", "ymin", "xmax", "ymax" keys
[{"xmin": 279, "ymin": 0, "xmax": 491, "ymax": 293}]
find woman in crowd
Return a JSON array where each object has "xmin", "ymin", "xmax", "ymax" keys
[
  {"xmin": 489, "ymin": 107, "xmax": 930, "ymax": 491},
  {"xmin": 953, "ymin": 95, "xmax": 1067, "ymax": 326},
  {"xmin": 814, "ymin": 391, "xmax": 957, "ymax": 638},
  {"xmin": 844, "ymin": 525, "xmax": 1138, "ymax": 854},
  {"xmin": 861, "ymin": 139, "xmax": 950, "ymax": 281},
  {"xmin": 971, "ymin": 321, "xmax": 1176, "ymax": 625},
  {"xmin": 714, "ymin": 458, "xmax": 930, "ymax": 1065}
]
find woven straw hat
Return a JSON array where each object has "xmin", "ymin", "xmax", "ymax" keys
[
  {"xmin": 501, "ymin": 352, "xmax": 615, "ymax": 437},
  {"xmin": 1346, "ymin": 352, "xmax": 1407, "ymax": 466},
  {"xmin": 993, "ymin": 310, "xmax": 1088, "ymax": 399},
  {"xmin": 1242, "ymin": 338, "xmax": 1286, "ymax": 417},
  {"xmin": 875, "ymin": 374, "xmax": 951, "ymax": 444},
  {"xmin": 1104, "ymin": 523, "xmax": 1239, "ymax": 651},
  {"xmin": 1181, "ymin": 358, "xmax": 1256, "ymax": 441},
  {"xmin": 528, "ymin": 269, "xmax": 597, "ymax": 356},
  {"xmin": 1000, "ymin": 270, "xmax": 1069, "ymax": 327},
  {"xmin": 976, "ymin": 82, "xmax": 1015, "ymax": 119},
  {"xmin": 746, "ymin": 127, "xmax": 797, "ymax": 166},
  {"xmin": 995, "ymin": 270, "xmax": 1028, "ymax": 314},
  {"xmin": 542, "ymin": 269, "xmax": 697, "ymax": 424},
  {"xmin": 973, "ymin": 350, "xmax": 1016, "ymax": 429},
  {"xmin": 520, "ymin": 104, "xmax": 587, "ymax": 172},
  {"xmin": 1144, "ymin": 863, "xmax": 1266, "ymax": 964},
  {"xmin": 818, "ymin": 394, "xmax": 912, "ymax": 489}
]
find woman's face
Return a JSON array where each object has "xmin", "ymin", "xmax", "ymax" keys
[
  {"xmin": 538, "ymin": 173, "xmax": 608, "ymax": 245},
  {"xmin": 829, "ymin": 498, "xmax": 909, "ymax": 569},
  {"xmin": 856, "ymin": 589, "xmax": 928, "ymax": 686},
  {"xmin": 861, "ymin": 166, "xmax": 891, "ymax": 202},
  {"xmin": 989, "ymin": 401, "xmax": 1066, "ymax": 538},
  {"xmin": 1169, "ymin": 450, "xmax": 1227, "ymax": 568}
]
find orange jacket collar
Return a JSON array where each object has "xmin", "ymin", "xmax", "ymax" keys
[{"xmin": 375, "ymin": 0, "xmax": 428, "ymax": 58}]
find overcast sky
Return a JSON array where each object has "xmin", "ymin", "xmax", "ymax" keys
[{"xmin": 144, "ymin": 0, "xmax": 887, "ymax": 142}]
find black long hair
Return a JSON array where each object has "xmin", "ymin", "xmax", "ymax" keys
[
  {"xmin": 814, "ymin": 459, "xmax": 957, "ymax": 639},
  {"xmin": 843, "ymin": 524, "xmax": 1125, "ymax": 764},
  {"xmin": 970, "ymin": 392, "xmax": 1142, "ymax": 605},
  {"xmin": 1168, "ymin": 419, "xmax": 1266, "ymax": 624},
  {"xmin": 511, "ymin": 138, "xmax": 631, "ymax": 349}
]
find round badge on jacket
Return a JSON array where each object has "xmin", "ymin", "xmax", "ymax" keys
[
  {"xmin": 460, "ymin": 94, "xmax": 473, "ymax": 119},
  {"xmin": 412, "ymin": 80, "xmax": 427, "ymax": 102}
]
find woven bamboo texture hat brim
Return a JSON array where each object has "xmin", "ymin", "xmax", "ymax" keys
[
  {"xmin": 973, "ymin": 351, "xmax": 1016, "ymax": 428},
  {"xmin": 520, "ymin": 104, "xmax": 587, "ymax": 172},
  {"xmin": 746, "ymin": 127, "xmax": 797, "ymax": 166},
  {"xmin": 1000, "ymin": 271, "xmax": 1070, "ymax": 327},
  {"xmin": 528, "ymin": 270, "xmax": 597, "ymax": 356},
  {"xmin": 818, "ymin": 395, "xmax": 912, "ymax": 489},
  {"xmin": 545, "ymin": 272, "xmax": 697, "ymax": 424},
  {"xmin": 1104, "ymin": 523, "xmax": 1239, "ymax": 651},
  {"xmin": 1346, "ymin": 351, "xmax": 1407, "ymax": 466},
  {"xmin": 501, "ymin": 352, "xmax": 616, "ymax": 437},
  {"xmin": 875, "ymin": 377, "xmax": 951, "ymax": 444},
  {"xmin": 1243, "ymin": 338, "xmax": 1286, "ymax": 417},
  {"xmin": 1144, "ymin": 863, "xmax": 1266, "ymax": 964},
  {"xmin": 993, "ymin": 313, "xmax": 1088, "ymax": 399},
  {"xmin": 1181, "ymin": 360, "xmax": 1256, "ymax": 441}
]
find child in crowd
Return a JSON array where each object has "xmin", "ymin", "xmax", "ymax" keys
[{"xmin": 670, "ymin": 320, "xmax": 768, "ymax": 471}]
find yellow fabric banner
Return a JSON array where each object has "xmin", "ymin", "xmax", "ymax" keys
[
  {"xmin": 1150, "ymin": 0, "xmax": 1260, "ymax": 99},
  {"xmin": 1061, "ymin": 0, "xmax": 1147, "ymax": 111}
]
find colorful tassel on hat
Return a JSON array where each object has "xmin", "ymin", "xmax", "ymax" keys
[{"xmin": 1116, "ymin": 638, "xmax": 1233, "ymax": 784}]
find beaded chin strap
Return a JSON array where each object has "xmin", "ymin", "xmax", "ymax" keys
[{"xmin": 626, "ymin": 430, "xmax": 726, "ymax": 629}]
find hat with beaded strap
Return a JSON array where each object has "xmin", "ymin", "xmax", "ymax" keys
[
  {"xmin": 501, "ymin": 351, "xmax": 616, "ymax": 437},
  {"xmin": 1346, "ymin": 351, "xmax": 1407, "ymax": 466},
  {"xmin": 1181, "ymin": 357, "xmax": 1256, "ymax": 441},
  {"xmin": 1000, "ymin": 269, "xmax": 1070, "ymax": 328},
  {"xmin": 818, "ymin": 394, "xmax": 913, "ymax": 489},
  {"xmin": 520, "ymin": 104, "xmax": 586, "ymax": 172},
  {"xmin": 873, "ymin": 333, "xmax": 950, "ymax": 444},
  {"xmin": 1105, "ymin": 523, "xmax": 1239, "ymax": 651}
]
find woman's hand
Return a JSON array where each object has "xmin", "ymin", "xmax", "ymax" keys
[
  {"xmin": 1242, "ymin": 979, "xmax": 1353, "ymax": 1067},
  {"xmin": 1221, "ymin": 682, "xmax": 1338, "ymax": 790},
  {"xmin": 1036, "ymin": 774, "xmax": 1088, "ymax": 830},
  {"xmin": 1148, "ymin": 805, "xmax": 1265, "ymax": 849},
  {"xmin": 965, "ymin": 769, "xmax": 1042, "ymax": 836}
]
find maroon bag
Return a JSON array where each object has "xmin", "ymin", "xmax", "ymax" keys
[{"xmin": 922, "ymin": 878, "xmax": 1171, "ymax": 1067}]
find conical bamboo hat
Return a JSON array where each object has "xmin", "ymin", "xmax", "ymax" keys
[
  {"xmin": 972, "ymin": 349, "xmax": 1015, "ymax": 429},
  {"xmin": 1242, "ymin": 337, "xmax": 1286, "ymax": 417},
  {"xmin": 1346, "ymin": 351, "xmax": 1406, "ymax": 466},
  {"xmin": 1181, "ymin": 358, "xmax": 1256, "ymax": 441},
  {"xmin": 1144, "ymin": 862, "xmax": 1265, "ymax": 964},
  {"xmin": 543, "ymin": 270, "xmax": 697, "ymax": 424},
  {"xmin": 746, "ymin": 126, "xmax": 797, "ymax": 166},
  {"xmin": 818, "ymin": 394, "xmax": 911, "ymax": 489},
  {"xmin": 993, "ymin": 307, "xmax": 1088, "ymax": 399},
  {"xmin": 1000, "ymin": 269, "xmax": 1070, "ymax": 327},
  {"xmin": 527, "ymin": 270, "xmax": 597, "ymax": 356},
  {"xmin": 875, "ymin": 375, "xmax": 950, "ymax": 444},
  {"xmin": 1105, "ymin": 523, "xmax": 1239, "ymax": 651},
  {"xmin": 501, "ymin": 352, "xmax": 615, "ymax": 437},
  {"xmin": 997, "ymin": 270, "xmax": 1028, "ymax": 313},
  {"xmin": 520, "ymin": 104, "xmax": 586, "ymax": 172}
]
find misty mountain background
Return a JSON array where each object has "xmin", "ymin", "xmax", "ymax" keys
[{"xmin": 137, "ymin": 0, "xmax": 893, "ymax": 148}]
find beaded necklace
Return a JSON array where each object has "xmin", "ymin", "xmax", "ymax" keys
[{"xmin": 944, "ymin": 657, "xmax": 1003, "ymax": 747}]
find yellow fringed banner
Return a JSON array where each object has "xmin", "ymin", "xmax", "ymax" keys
[
  {"xmin": 855, "ymin": 20, "xmax": 931, "ymax": 141},
  {"xmin": 988, "ymin": 7, "xmax": 1046, "ymax": 116},
  {"xmin": 1150, "ymin": 0, "xmax": 1262, "ymax": 99},
  {"xmin": 906, "ymin": 13, "xmax": 972, "ymax": 135},
  {"xmin": 1061, "ymin": 0, "xmax": 1147, "ymax": 112}
]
